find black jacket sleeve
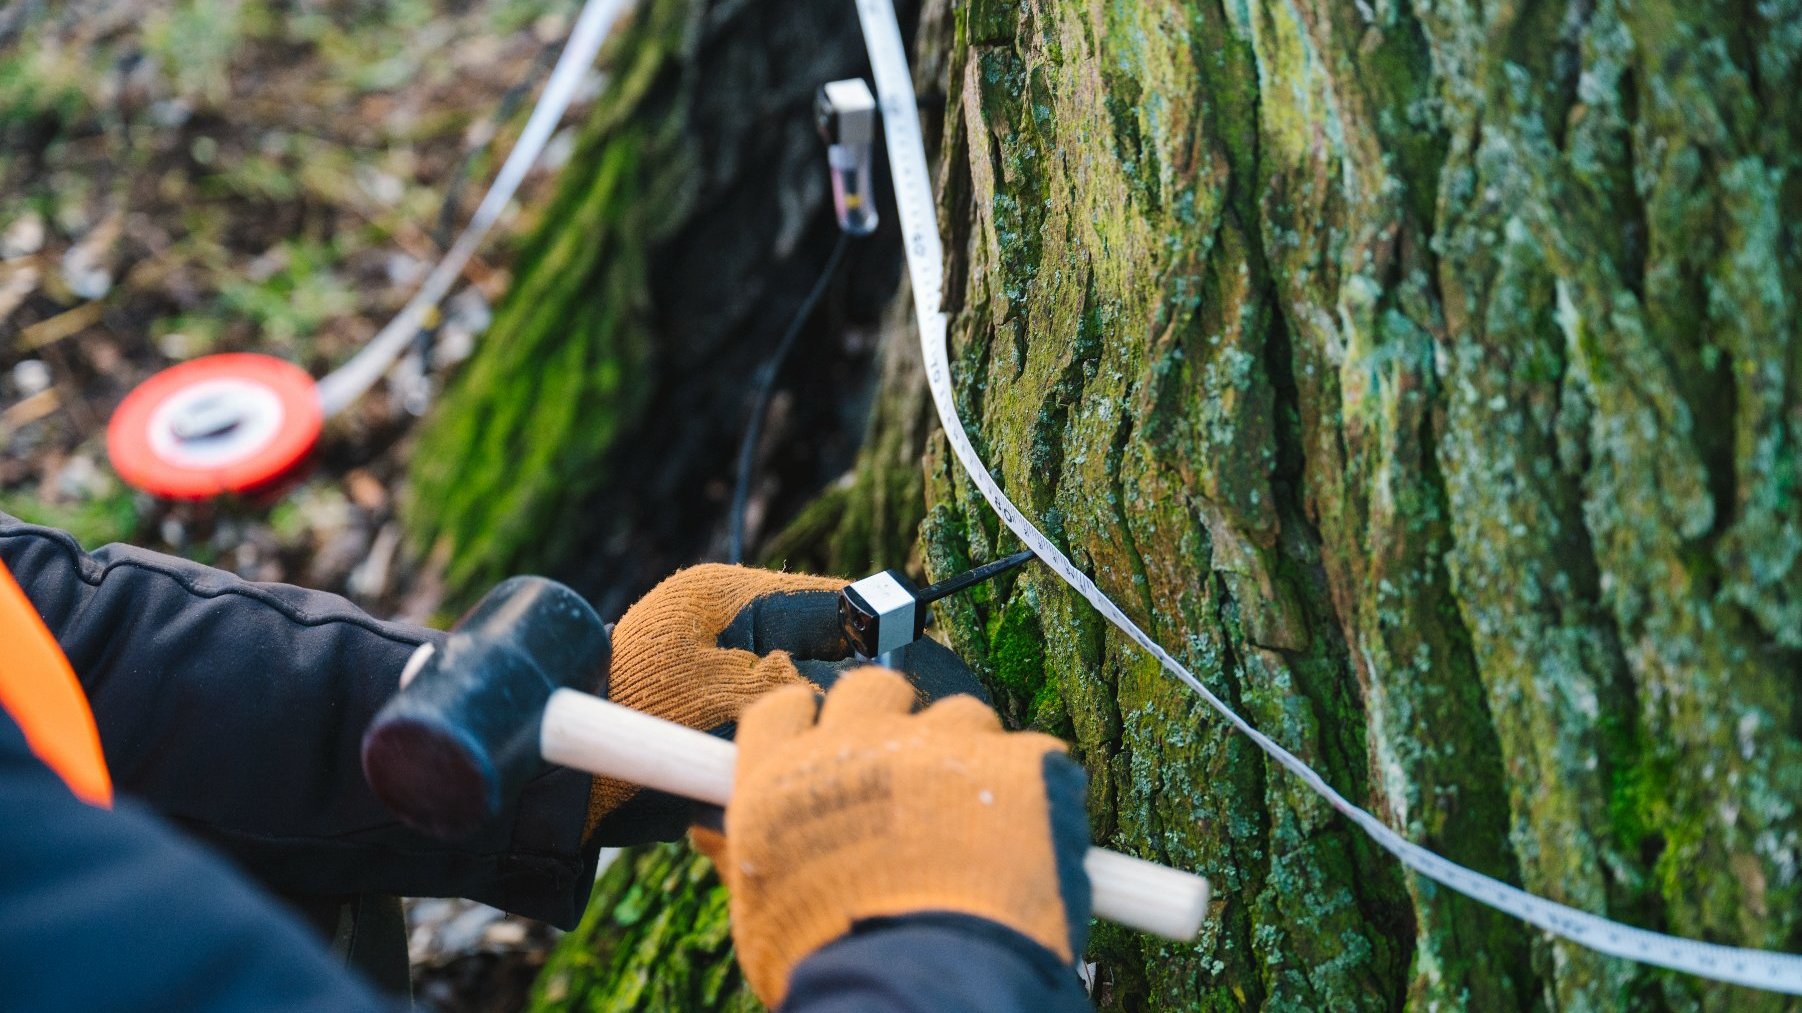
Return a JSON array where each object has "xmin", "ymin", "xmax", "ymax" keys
[
  {"xmin": 0, "ymin": 511, "xmax": 598, "ymax": 927},
  {"xmin": 0, "ymin": 708, "xmax": 393, "ymax": 1012},
  {"xmin": 782, "ymin": 915, "xmax": 1093, "ymax": 1013}
]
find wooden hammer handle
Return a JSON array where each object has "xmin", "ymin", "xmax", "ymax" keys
[{"xmin": 540, "ymin": 689, "xmax": 1210, "ymax": 941}]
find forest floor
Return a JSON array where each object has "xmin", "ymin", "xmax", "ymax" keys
[{"xmin": 0, "ymin": 0, "xmax": 597, "ymax": 1007}]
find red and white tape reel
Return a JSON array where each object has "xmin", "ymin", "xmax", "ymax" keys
[{"xmin": 106, "ymin": 354, "xmax": 322, "ymax": 500}]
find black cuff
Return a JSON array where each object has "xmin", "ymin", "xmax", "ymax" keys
[{"xmin": 783, "ymin": 912, "xmax": 1089, "ymax": 1012}]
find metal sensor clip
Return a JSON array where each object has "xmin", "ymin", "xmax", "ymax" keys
[
  {"xmin": 841, "ymin": 569, "xmax": 918, "ymax": 658},
  {"xmin": 815, "ymin": 79, "xmax": 879, "ymax": 236},
  {"xmin": 839, "ymin": 550, "xmax": 1038, "ymax": 659}
]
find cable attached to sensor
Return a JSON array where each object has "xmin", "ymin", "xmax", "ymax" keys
[{"xmin": 726, "ymin": 77, "xmax": 881, "ymax": 563}]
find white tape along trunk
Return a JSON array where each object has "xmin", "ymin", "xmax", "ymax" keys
[{"xmin": 849, "ymin": 0, "xmax": 1802, "ymax": 994}]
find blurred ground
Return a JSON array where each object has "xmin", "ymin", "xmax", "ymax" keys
[
  {"xmin": 0, "ymin": 0, "xmax": 600, "ymax": 1007},
  {"xmin": 0, "ymin": 0, "xmax": 573, "ymax": 587}
]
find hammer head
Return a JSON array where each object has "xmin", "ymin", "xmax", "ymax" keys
[{"xmin": 361, "ymin": 576, "xmax": 609, "ymax": 839}]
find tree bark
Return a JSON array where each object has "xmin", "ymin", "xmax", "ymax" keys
[
  {"xmin": 438, "ymin": 0, "xmax": 1802, "ymax": 1009},
  {"xmin": 922, "ymin": 0, "xmax": 1801, "ymax": 1008}
]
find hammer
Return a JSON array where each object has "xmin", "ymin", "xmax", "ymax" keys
[{"xmin": 362, "ymin": 578, "xmax": 1211, "ymax": 942}]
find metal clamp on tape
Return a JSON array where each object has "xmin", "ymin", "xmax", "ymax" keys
[{"xmin": 815, "ymin": 79, "xmax": 878, "ymax": 236}]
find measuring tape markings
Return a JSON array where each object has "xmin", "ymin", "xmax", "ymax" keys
[
  {"xmin": 850, "ymin": 0, "xmax": 1802, "ymax": 993},
  {"xmin": 314, "ymin": 0, "xmax": 636, "ymax": 417}
]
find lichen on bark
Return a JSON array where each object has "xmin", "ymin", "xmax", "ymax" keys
[{"xmin": 923, "ymin": 0, "xmax": 1801, "ymax": 1009}]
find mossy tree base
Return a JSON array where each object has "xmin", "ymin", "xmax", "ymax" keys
[{"xmin": 532, "ymin": 846, "xmax": 757, "ymax": 1012}]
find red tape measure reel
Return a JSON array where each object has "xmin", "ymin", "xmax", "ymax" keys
[{"xmin": 106, "ymin": 354, "xmax": 323, "ymax": 501}]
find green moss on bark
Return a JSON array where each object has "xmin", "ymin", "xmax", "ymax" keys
[
  {"xmin": 922, "ymin": 0, "xmax": 1802, "ymax": 1008},
  {"xmin": 406, "ymin": 1, "xmax": 692, "ymax": 597},
  {"xmin": 530, "ymin": 845, "xmax": 757, "ymax": 1012}
]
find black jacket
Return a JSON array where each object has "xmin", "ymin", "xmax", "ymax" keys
[{"xmin": 0, "ymin": 511, "xmax": 1088, "ymax": 1011}]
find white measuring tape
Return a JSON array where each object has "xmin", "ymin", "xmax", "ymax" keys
[
  {"xmin": 850, "ymin": 0, "xmax": 1802, "ymax": 993},
  {"xmin": 314, "ymin": 0, "xmax": 634, "ymax": 417}
]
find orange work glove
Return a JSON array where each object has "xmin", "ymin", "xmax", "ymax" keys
[
  {"xmin": 705, "ymin": 668, "xmax": 1092, "ymax": 1006},
  {"xmin": 585, "ymin": 565, "xmax": 985, "ymax": 844}
]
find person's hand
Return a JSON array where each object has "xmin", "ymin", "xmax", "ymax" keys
[
  {"xmin": 704, "ymin": 668, "xmax": 1091, "ymax": 1006},
  {"xmin": 585, "ymin": 565, "xmax": 985, "ymax": 843}
]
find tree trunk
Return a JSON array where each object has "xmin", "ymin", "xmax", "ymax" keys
[
  {"xmin": 405, "ymin": 0, "xmax": 908, "ymax": 615},
  {"xmin": 436, "ymin": 0, "xmax": 1802, "ymax": 1009},
  {"xmin": 921, "ymin": 0, "xmax": 1801, "ymax": 1008}
]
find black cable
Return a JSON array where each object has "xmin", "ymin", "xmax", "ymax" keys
[
  {"xmin": 727, "ymin": 232, "xmax": 852, "ymax": 563},
  {"xmin": 915, "ymin": 549, "xmax": 1037, "ymax": 604}
]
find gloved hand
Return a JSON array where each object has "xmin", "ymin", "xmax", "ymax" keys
[
  {"xmin": 704, "ymin": 668, "xmax": 1092, "ymax": 1006},
  {"xmin": 585, "ymin": 565, "xmax": 985, "ymax": 844}
]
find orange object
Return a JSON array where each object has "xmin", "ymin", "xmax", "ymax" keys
[
  {"xmin": 703, "ymin": 669, "xmax": 1084, "ymax": 1005},
  {"xmin": 0, "ymin": 560, "xmax": 112, "ymax": 807},
  {"xmin": 106, "ymin": 353, "xmax": 322, "ymax": 501},
  {"xmin": 587, "ymin": 564, "xmax": 848, "ymax": 836}
]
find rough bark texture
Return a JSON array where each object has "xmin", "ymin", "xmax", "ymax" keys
[
  {"xmin": 922, "ymin": 0, "xmax": 1801, "ymax": 1009},
  {"xmin": 427, "ymin": 0, "xmax": 1802, "ymax": 1009}
]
